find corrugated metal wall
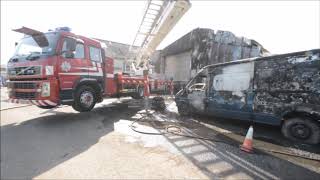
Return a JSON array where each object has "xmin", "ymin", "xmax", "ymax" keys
[{"xmin": 165, "ymin": 51, "xmax": 192, "ymax": 81}]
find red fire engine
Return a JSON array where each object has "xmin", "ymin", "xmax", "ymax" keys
[
  {"xmin": 7, "ymin": 27, "xmax": 174, "ymax": 112},
  {"xmin": 6, "ymin": 1, "xmax": 191, "ymax": 112}
]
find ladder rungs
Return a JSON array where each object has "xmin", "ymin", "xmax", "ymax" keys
[
  {"xmin": 148, "ymin": 9, "xmax": 160, "ymax": 13},
  {"xmin": 144, "ymin": 16, "xmax": 156, "ymax": 20},
  {"xmin": 148, "ymin": 8, "xmax": 160, "ymax": 11},
  {"xmin": 146, "ymin": 13, "xmax": 157, "ymax": 16},
  {"xmin": 150, "ymin": 2, "xmax": 163, "ymax": 7},
  {"xmin": 138, "ymin": 32, "xmax": 156, "ymax": 36}
]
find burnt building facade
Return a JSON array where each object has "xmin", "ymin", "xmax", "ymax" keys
[{"xmin": 155, "ymin": 28, "xmax": 270, "ymax": 91}]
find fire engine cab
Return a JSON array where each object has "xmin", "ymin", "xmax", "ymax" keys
[{"xmin": 7, "ymin": 27, "xmax": 172, "ymax": 112}]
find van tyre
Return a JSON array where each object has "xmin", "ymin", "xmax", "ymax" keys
[
  {"xmin": 282, "ymin": 117, "xmax": 320, "ymax": 144},
  {"xmin": 72, "ymin": 85, "xmax": 96, "ymax": 112},
  {"xmin": 178, "ymin": 103, "xmax": 190, "ymax": 116}
]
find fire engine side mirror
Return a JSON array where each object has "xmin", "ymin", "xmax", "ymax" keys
[{"xmin": 15, "ymin": 42, "xmax": 18, "ymax": 47}]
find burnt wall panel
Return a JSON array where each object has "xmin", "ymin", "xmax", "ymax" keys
[
  {"xmin": 253, "ymin": 50, "xmax": 320, "ymax": 117},
  {"xmin": 159, "ymin": 28, "xmax": 269, "ymax": 86}
]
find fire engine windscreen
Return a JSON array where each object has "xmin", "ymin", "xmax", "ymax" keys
[{"xmin": 13, "ymin": 33, "xmax": 59, "ymax": 58}]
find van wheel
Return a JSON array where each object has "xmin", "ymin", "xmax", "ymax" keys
[
  {"xmin": 178, "ymin": 103, "xmax": 190, "ymax": 116},
  {"xmin": 282, "ymin": 117, "xmax": 320, "ymax": 144},
  {"xmin": 72, "ymin": 85, "xmax": 96, "ymax": 112}
]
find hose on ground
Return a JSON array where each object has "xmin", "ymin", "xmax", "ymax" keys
[
  {"xmin": 129, "ymin": 113, "xmax": 320, "ymax": 162},
  {"xmin": 130, "ymin": 114, "xmax": 244, "ymax": 147}
]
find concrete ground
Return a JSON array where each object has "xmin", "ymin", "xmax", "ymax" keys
[{"xmin": 1, "ymin": 88, "xmax": 320, "ymax": 179}]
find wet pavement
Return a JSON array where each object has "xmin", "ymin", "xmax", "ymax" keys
[{"xmin": 1, "ymin": 96, "xmax": 319, "ymax": 179}]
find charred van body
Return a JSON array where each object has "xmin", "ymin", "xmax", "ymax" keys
[{"xmin": 175, "ymin": 49, "xmax": 320, "ymax": 144}]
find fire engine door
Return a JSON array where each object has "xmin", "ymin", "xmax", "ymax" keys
[{"xmin": 58, "ymin": 37, "xmax": 89, "ymax": 89}]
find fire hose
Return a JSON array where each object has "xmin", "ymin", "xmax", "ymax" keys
[{"xmin": 129, "ymin": 113, "xmax": 320, "ymax": 162}]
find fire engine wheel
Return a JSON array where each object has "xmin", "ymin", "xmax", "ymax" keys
[
  {"xmin": 72, "ymin": 85, "xmax": 96, "ymax": 112},
  {"xmin": 132, "ymin": 86, "xmax": 144, "ymax": 99},
  {"xmin": 282, "ymin": 117, "xmax": 320, "ymax": 144}
]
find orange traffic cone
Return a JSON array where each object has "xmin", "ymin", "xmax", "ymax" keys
[{"xmin": 240, "ymin": 126, "xmax": 254, "ymax": 153}]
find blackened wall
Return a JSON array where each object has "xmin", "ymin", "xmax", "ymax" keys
[{"xmin": 157, "ymin": 28, "xmax": 269, "ymax": 87}]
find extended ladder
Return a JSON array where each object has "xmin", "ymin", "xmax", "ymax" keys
[{"xmin": 130, "ymin": 0, "xmax": 191, "ymax": 70}]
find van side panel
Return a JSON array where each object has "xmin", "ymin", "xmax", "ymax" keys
[
  {"xmin": 253, "ymin": 50, "xmax": 320, "ymax": 125},
  {"xmin": 206, "ymin": 62, "xmax": 255, "ymax": 121}
]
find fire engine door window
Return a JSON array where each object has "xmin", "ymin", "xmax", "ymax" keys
[
  {"xmin": 74, "ymin": 44, "xmax": 84, "ymax": 59},
  {"xmin": 62, "ymin": 40, "xmax": 84, "ymax": 59},
  {"xmin": 89, "ymin": 46, "xmax": 102, "ymax": 62}
]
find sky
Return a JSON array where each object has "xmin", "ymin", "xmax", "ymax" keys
[{"xmin": 1, "ymin": 0, "xmax": 319, "ymax": 65}]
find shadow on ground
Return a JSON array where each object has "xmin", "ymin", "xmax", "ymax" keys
[
  {"xmin": 1, "ymin": 101, "xmax": 141, "ymax": 179},
  {"xmin": 1, "ymin": 98, "xmax": 319, "ymax": 179}
]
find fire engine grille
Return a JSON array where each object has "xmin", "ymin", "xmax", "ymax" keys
[
  {"xmin": 8, "ymin": 66, "xmax": 41, "ymax": 76},
  {"xmin": 14, "ymin": 92, "xmax": 37, "ymax": 99},
  {"xmin": 13, "ymin": 82, "xmax": 37, "ymax": 89}
]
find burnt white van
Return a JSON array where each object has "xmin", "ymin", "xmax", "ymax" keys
[{"xmin": 175, "ymin": 49, "xmax": 320, "ymax": 144}]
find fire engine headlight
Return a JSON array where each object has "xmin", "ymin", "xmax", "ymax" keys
[
  {"xmin": 41, "ymin": 82, "xmax": 50, "ymax": 97},
  {"xmin": 45, "ymin": 66, "xmax": 54, "ymax": 75}
]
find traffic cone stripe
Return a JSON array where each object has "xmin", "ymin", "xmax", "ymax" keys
[{"xmin": 240, "ymin": 126, "xmax": 254, "ymax": 153}]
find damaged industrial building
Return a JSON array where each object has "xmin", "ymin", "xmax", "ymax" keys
[
  {"xmin": 97, "ymin": 28, "xmax": 270, "ymax": 92},
  {"xmin": 153, "ymin": 28, "xmax": 270, "ymax": 91}
]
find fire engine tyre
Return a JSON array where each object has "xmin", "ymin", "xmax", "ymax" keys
[
  {"xmin": 177, "ymin": 103, "xmax": 191, "ymax": 116},
  {"xmin": 72, "ymin": 85, "xmax": 96, "ymax": 112},
  {"xmin": 282, "ymin": 117, "xmax": 320, "ymax": 144},
  {"xmin": 132, "ymin": 86, "xmax": 144, "ymax": 99}
]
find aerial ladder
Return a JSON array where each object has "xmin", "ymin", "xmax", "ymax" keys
[
  {"xmin": 126, "ymin": 0, "xmax": 191, "ymax": 111},
  {"xmin": 129, "ymin": 0, "xmax": 191, "ymax": 76}
]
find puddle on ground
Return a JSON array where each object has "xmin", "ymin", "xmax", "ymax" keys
[{"xmin": 113, "ymin": 113, "xmax": 181, "ymax": 155}]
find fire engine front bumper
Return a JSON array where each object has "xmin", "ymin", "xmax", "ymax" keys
[
  {"xmin": 7, "ymin": 79, "xmax": 59, "ymax": 107},
  {"xmin": 8, "ymin": 98, "xmax": 58, "ymax": 107}
]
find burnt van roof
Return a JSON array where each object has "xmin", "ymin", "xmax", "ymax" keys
[{"xmin": 202, "ymin": 48, "xmax": 320, "ymax": 70}]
